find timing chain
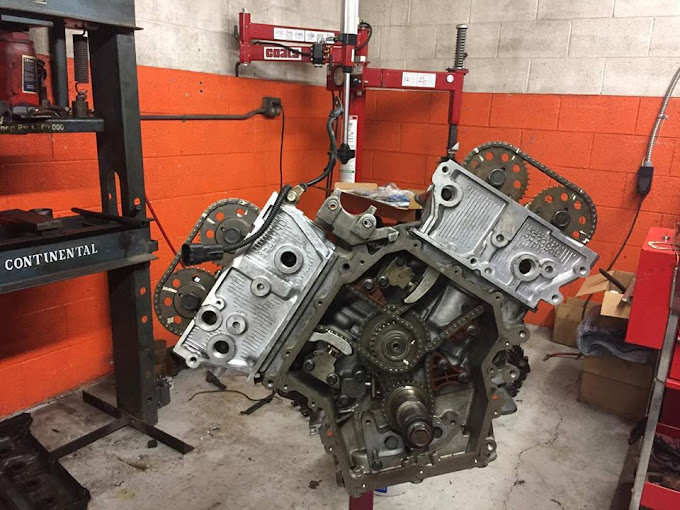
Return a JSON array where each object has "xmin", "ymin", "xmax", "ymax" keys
[
  {"xmin": 343, "ymin": 284, "xmax": 487, "ymax": 375},
  {"xmin": 153, "ymin": 198, "xmax": 250, "ymax": 336},
  {"xmin": 462, "ymin": 141, "xmax": 598, "ymax": 241}
]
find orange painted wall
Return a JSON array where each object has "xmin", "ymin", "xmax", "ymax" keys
[
  {"xmin": 0, "ymin": 65, "xmax": 334, "ymax": 416},
  {"xmin": 2, "ymin": 63, "xmax": 680, "ymax": 416},
  {"xmin": 362, "ymin": 90, "xmax": 680, "ymax": 327}
]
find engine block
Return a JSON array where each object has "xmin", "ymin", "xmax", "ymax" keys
[{"xmin": 172, "ymin": 155, "xmax": 597, "ymax": 495}]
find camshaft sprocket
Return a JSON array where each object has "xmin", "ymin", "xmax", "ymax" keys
[
  {"xmin": 528, "ymin": 186, "xmax": 595, "ymax": 243},
  {"xmin": 199, "ymin": 200, "xmax": 260, "ymax": 267},
  {"xmin": 157, "ymin": 268, "xmax": 215, "ymax": 334},
  {"xmin": 463, "ymin": 146, "xmax": 529, "ymax": 201}
]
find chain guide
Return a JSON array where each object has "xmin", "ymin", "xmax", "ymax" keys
[
  {"xmin": 463, "ymin": 146, "xmax": 529, "ymax": 201},
  {"xmin": 462, "ymin": 141, "xmax": 597, "ymax": 242},
  {"xmin": 157, "ymin": 268, "xmax": 216, "ymax": 334},
  {"xmin": 528, "ymin": 187, "xmax": 595, "ymax": 243},
  {"xmin": 153, "ymin": 198, "xmax": 260, "ymax": 336}
]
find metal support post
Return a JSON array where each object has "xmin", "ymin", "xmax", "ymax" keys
[{"xmin": 89, "ymin": 26, "xmax": 159, "ymax": 424}]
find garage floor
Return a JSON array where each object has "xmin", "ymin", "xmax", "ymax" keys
[{"xmin": 29, "ymin": 327, "xmax": 631, "ymax": 510}]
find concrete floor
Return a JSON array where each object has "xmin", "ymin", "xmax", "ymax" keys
[{"xmin": 30, "ymin": 327, "xmax": 632, "ymax": 510}]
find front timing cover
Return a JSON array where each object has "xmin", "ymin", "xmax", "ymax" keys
[{"xmin": 173, "ymin": 154, "xmax": 597, "ymax": 496}]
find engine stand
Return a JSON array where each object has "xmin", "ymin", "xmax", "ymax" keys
[{"xmin": 349, "ymin": 491, "xmax": 374, "ymax": 510}]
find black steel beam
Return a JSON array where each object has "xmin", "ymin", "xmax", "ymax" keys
[
  {"xmin": 0, "ymin": 0, "xmax": 137, "ymax": 29},
  {"xmin": 0, "ymin": 225, "xmax": 157, "ymax": 294},
  {"xmin": 0, "ymin": 118, "xmax": 104, "ymax": 135},
  {"xmin": 88, "ymin": 24, "xmax": 158, "ymax": 424},
  {"xmin": 51, "ymin": 417, "xmax": 130, "ymax": 459}
]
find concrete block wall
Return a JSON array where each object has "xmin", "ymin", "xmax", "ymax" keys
[
  {"xmin": 135, "ymin": 0, "xmax": 342, "ymax": 84},
  {"xmin": 361, "ymin": 0, "xmax": 680, "ymax": 96}
]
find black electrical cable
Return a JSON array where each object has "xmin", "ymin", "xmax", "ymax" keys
[
  {"xmin": 215, "ymin": 184, "xmax": 291, "ymax": 252},
  {"xmin": 186, "ymin": 388, "xmax": 274, "ymax": 404},
  {"xmin": 279, "ymin": 105, "xmax": 286, "ymax": 189},
  {"xmin": 355, "ymin": 21, "xmax": 373, "ymax": 51},
  {"xmin": 252, "ymin": 40, "xmax": 312, "ymax": 57},
  {"xmin": 305, "ymin": 103, "xmax": 342, "ymax": 188},
  {"xmin": 607, "ymin": 196, "xmax": 645, "ymax": 272},
  {"xmin": 580, "ymin": 196, "xmax": 646, "ymax": 320},
  {"xmin": 182, "ymin": 103, "xmax": 342, "ymax": 266},
  {"xmin": 324, "ymin": 91, "xmax": 340, "ymax": 196}
]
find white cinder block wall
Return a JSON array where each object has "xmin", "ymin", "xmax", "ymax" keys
[
  {"xmin": 132, "ymin": 0, "xmax": 341, "ymax": 83},
  {"xmin": 30, "ymin": 0, "xmax": 342, "ymax": 85},
  {"xmin": 361, "ymin": 0, "xmax": 680, "ymax": 96},
  {"xmin": 28, "ymin": 0, "xmax": 680, "ymax": 93}
]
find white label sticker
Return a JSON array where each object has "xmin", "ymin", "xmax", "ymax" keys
[
  {"xmin": 347, "ymin": 115, "xmax": 358, "ymax": 150},
  {"xmin": 263, "ymin": 47, "xmax": 303, "ymax": 61},
  {"xmin": 305, "ymin": 30, "xmax": 335, "ymax": 43},
  {"xmin": 273, "ymin": 27, "xmax": 305, "ymax": 42},
  {"xmin": 401, "ymin": 72, "xmax": 437, "ymax": 88}
]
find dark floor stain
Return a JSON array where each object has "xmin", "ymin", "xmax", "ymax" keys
[{"xmin": 309, "ymin": 480, "xmax": 321, "ymax": 489}]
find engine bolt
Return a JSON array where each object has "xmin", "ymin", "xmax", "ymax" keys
[
  {"xmin": 371, "ymin": 459, "xmax": 383, "ymax": 471},
  {"xmin": 327, "ymin": 373, "xmax": 339, "ymax": 386},
  {"xmin": 378, "ymin": 275, "xmax": 390, "ymax": 288},
  {"xmin": 362, "ymin": 278, "xmax": 375, "ymax": 291},
  {"xmin": 466, "ymin": 324, "xmax": 479, "ymax": 337},
  {"xmin": 395, "ymin": 257, "xmax": 405, "ymax": 266},
  {"xmin": 338, "ymin": 395, "xmax": 350, "ymax": 406},
  {"xmin": 303, "ymin": 359, "xmax": 316, "ymax": 372},
  {"xmin": 354, "ymin": 369, "xmax": 367, "ymax": 383}
]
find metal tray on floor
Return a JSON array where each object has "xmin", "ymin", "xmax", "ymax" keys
[{"xmin": 0, "ymin": 413, "xmax": 90, "ymax": 510}]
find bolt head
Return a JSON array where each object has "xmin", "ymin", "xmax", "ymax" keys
[
  {"xmin": 303, "ymin": 359, "xmax": 316, "ymax": 372},
  {"xmin": 362, "ymin": 278, "xmax": 375, "ymax": 291},
  {"xmin": 326, "ymin": 373, "xmax": 339, "ymax": 386}
]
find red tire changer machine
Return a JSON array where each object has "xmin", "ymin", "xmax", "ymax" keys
[{"xmin": 236, "ymin": 0, "xmax": 469, "ymax": 184}]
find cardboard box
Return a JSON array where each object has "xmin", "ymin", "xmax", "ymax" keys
[
  {"xmin": 575, "ymin": 270, "xmax": 635, "ymax": 322},
  {"xmin": 552, "ymin": 297, "xmax": 596, "ymax": 347},
  {"xmin": 335, "ymin": 183, "xmax": 423, "ymax": 223},
  {"xmin": 579, "ymin": 356, "xmax": 653, "ymax": 421}
]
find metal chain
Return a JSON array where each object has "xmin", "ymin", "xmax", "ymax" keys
[
  {"xmin": 462, "ymin": 141, "xmax": 598, "ymax": 241},
  {"xmin": 153, "ymin": 198, "xmax": 258, "ymax": 336},
  {"xmin": 343, "ymin": 284, "xmax": 487, "ymax": 375}
]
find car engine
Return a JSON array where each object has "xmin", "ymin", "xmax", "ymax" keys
[{"xmin": 160, "ymin": 143, "xmax": 598, "ymax": 495}]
